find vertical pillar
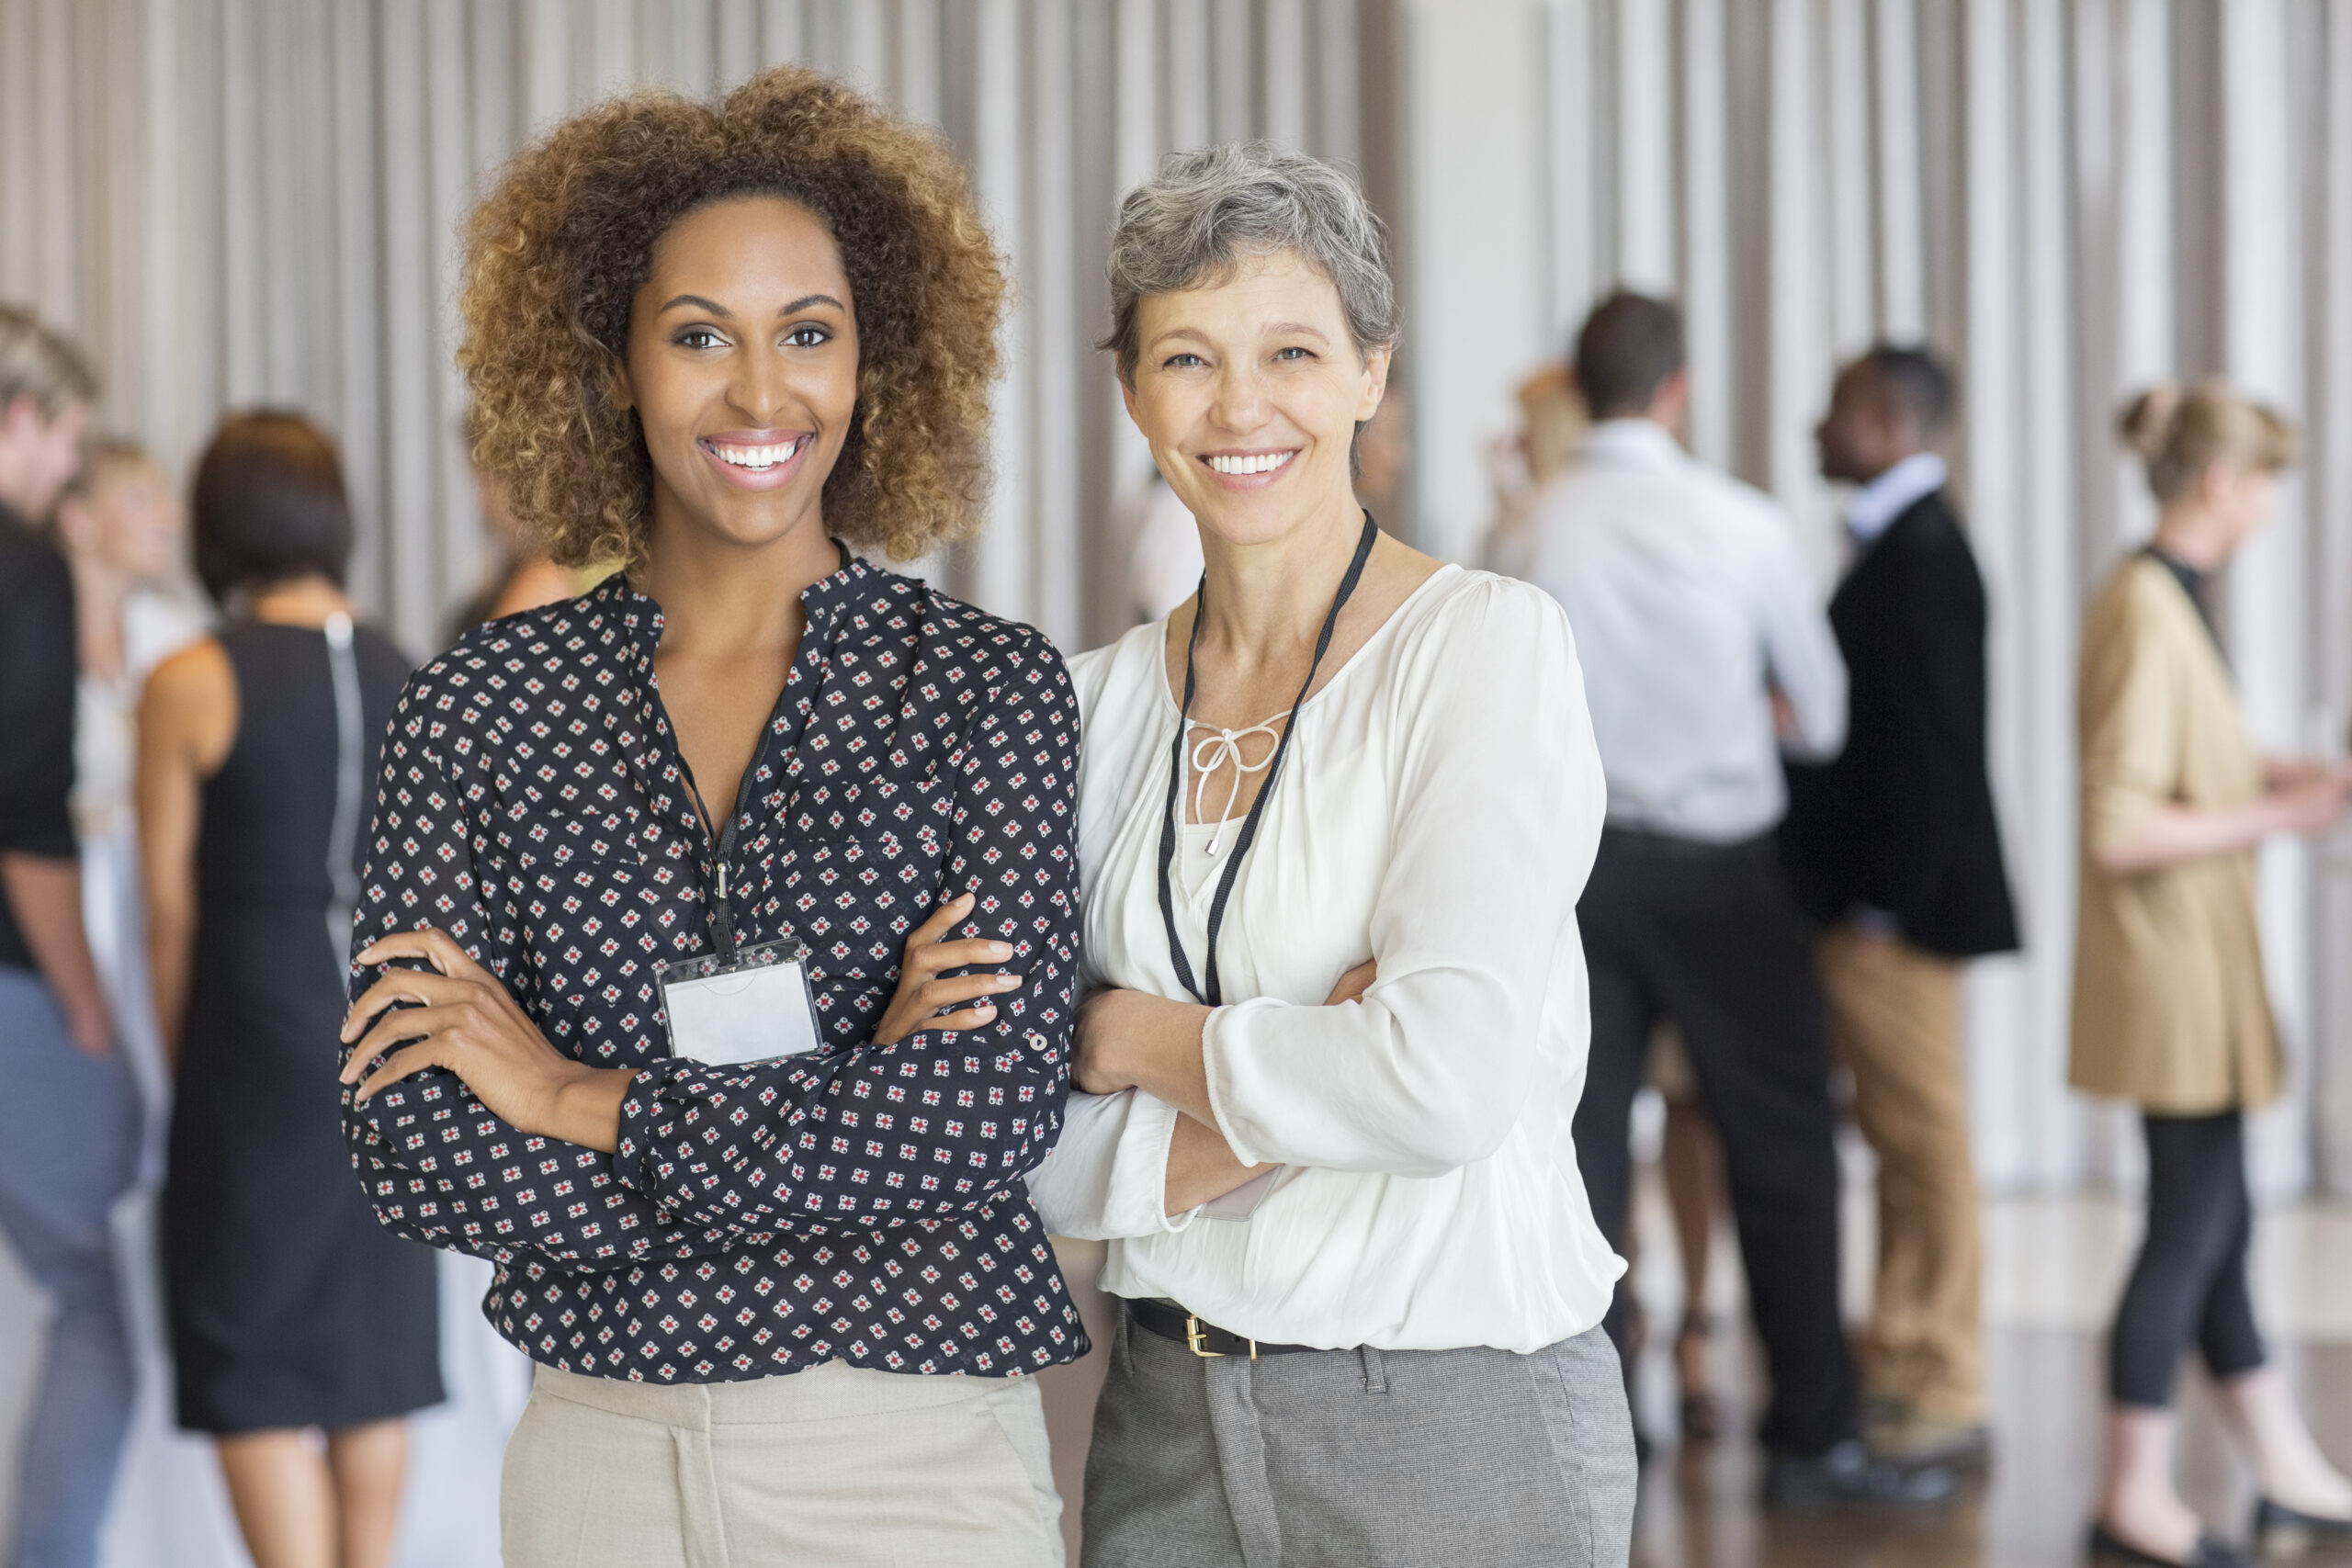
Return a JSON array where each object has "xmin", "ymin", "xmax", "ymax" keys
[{"xmin": 1397, "ymin": 0, "xmax": 1551, "ymax": 563}]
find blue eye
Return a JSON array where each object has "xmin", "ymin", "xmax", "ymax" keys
[{"xmin": 1274, "ymin": 346, "xmax": 1312, "ymax": 361}]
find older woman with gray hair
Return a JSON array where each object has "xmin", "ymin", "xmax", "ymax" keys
[{"xmin": 1026, "ymin": 143, "xmax": 1634, "ymax": 1566}]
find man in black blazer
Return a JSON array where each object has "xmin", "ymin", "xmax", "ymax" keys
[{"xmin": 1783, "ymin": 344, "xmax": 2018, "ymax": 1467}]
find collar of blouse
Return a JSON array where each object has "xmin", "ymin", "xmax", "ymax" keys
[{"xmin": 596, "ymin": 549, "xmax": 871, "ymax": 848}]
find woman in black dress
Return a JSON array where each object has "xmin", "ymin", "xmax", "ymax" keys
[{"xmin": 139, "ymin": 412, "xmax": 441, "ymax": 1568}]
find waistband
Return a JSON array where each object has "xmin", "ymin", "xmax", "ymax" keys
[
  {"xmin": 1125, "ymin": 1297, "xmax": 1323, "ymax": 1359},
  {"xmin": 1599, "ymin": 823, "xmax": 1779, "ymax": 858},
  {"xmin": 529, "ymin": 1357, "xmax": 1019, "ymax": 1429}
]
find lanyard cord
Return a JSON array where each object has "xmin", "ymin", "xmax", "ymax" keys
[
  {"xmin": 1157, "ymin": 512, "xmax": 1379, "ymax": 1007},
  {"xmin": 653, "ymin": 543, "xmax": 854, "ymax": 966},
  {"xmin": 679, "ymin": 705, "xmax": 794, "ymax": 966}
]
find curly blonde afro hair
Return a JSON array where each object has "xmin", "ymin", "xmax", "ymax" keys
[{"xmin": 458, "ymin": 65, "xmax": 1007, "ymax": 568}]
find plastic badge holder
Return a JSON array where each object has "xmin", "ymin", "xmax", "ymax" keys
[{"xmin": 656, "ymin": 936, "xmax": 826, "ymax": 1068}]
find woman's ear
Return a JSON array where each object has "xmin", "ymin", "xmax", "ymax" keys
[{"xmin": 1356, "ymin": 345, "xmax": 1394, "ymax": 423}]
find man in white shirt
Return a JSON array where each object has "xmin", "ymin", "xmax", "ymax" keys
[{"xmin": 1530, "ymin": 292, "xmax": 1945, "ymax": 1507}]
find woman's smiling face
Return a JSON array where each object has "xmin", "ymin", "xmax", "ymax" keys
[
  {"xmin": 619, "ymin": 195, "xmax": 860, "ymax": 551},
  {"xmin": 1123, "ymin": 248, "xmax": 1389, "ymax": 549}
]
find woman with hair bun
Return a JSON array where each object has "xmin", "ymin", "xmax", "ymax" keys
[
  {"xmin": 334, "ymin": 66, "xmax": 1082, "ymax": 1566},
  {"xmin": 2078, "ymin": 382, "xmax": 2352, "ymax": 1568}
]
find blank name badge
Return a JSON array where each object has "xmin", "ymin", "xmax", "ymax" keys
[{"xmin": 656, "ymin": 937, "xmax": 825, "ymax": 1068}]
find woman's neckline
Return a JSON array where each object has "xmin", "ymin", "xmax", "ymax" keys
[{"xmin": 1154, "ymin": 559, "xmax": 1461, "ymax": 723}]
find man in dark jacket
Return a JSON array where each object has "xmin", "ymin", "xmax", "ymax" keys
[{"xmin": 1783, "ymin": 344, "xmax": 2019, "ymax": 1467}]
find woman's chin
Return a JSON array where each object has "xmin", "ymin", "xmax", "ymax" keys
[{"xmin": 1190, "ymin": 494, "xmax": 1353, "ymax": 555}]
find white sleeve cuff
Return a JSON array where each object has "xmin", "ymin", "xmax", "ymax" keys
[
  {"xmin": 1106, "ymin": 1090, "xmax": 1199, "ymax": 1235},
  {"xmin": 1200, "ymin": 999, "xmax": 1275, "ymax": 1168},
  {"xmin": 1023, "ymin": 1090, "xmax": 1126, "ymax": 1239}
]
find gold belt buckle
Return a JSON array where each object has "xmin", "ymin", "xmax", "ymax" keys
[{"xmin": 1184, "ymin": 1314, "xmax": 1258, "ymax": 1359}]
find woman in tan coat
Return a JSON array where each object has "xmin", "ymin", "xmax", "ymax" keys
[{"xmin": 2079, "ymin": 383, "xmax": 2352, "ymax": 1568}]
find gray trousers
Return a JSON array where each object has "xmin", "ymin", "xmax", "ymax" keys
[{"xmin": 1082, "ymin": 1313, "xmax": 1635, "ymax": 1568}]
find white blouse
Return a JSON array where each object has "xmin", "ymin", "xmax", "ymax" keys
[{"xmin": 1026, "ymin": 565, "xmax": 1626, "ymax": 1353}]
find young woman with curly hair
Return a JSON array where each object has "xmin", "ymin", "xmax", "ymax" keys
[{"xmin": 335, "ymin": 66, "xmax": 1082, "ymax": 1567}]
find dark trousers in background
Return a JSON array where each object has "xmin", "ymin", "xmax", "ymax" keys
[
  {"xmin": 1572, "ymin": 828, "xmax": 1860, "ymax": 1457},
  {"xmin": 2109, "ymin": 1110, "xmax": 2267, "ymax": 1408}
]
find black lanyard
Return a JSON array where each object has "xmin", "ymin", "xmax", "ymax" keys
[
  {"xmin": 1157, "ymin": 512, "xmax": 1379, "ymax": 1006},
  {"xmin": 665, "ymin": 542, "xmax": 854, "ymax": 964},
  {"xmin": 679, "ymin": 728, "xmax": 781, "ymax": 966}
]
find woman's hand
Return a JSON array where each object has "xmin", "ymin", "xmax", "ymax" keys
[
  {"xmin": 1074, "ymin": 959, "xmax": 1372, "ymax": 1111},
  {"xmin": 870, "ymin": 890, "xmax": 1023, "ymax": 1046},
  {"xmin": 2270, "ymin": 769, "xmax": 2351, "ymax": 835},
  {"xmin": 1326, "ymin": 958, "xmax": 1375, "ymax": 1007},
  {"xmin": 339, "ymin": 926, "xmax": 633, "ymax": 1153},
  {"xmin": 1166, "ymin": 1113, "xmax": 1276, "ymax": 1215}
]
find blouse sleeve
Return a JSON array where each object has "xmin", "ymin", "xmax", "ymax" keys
[
  {"xmin": 1201, "ymin": 579, "xmax": 1609, "ymax": 1176},
  {"xmin": 606, "ymin": 649, "xmax": 1081, "ymax": 1236},
  {"xmin": 2078, "ymin": 573, "xmax": 2185, "ymax": 865},
  {"xmin": 341, "ymin": 677, "xmax": 746, "ymax": 1271},
  {"xmin": 1023, "ymin": 1088, "xmax": 1203, "ymax": 1240}
]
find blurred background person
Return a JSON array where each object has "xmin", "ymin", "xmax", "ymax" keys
[
  {"xmin": 55, "ymin": 439, "xmax": 208, "ymax": 1146},
  {"xmin": 2076, "ymin": 385, "xmax": 2352, "ymax": 1568},
  {"xmin": 0, "ymin": 304, "xmax": 139, "ymax": 1568},
  {"xmin": 1642, "ymin": 1022, "xmax": 1731, "ymax": 1445},
  {"xmin": 1481, "ymin": 362, "xmax": 1583, "ymax": 577},
  {"xmin": 443, "ymin": 408, "xmax": 610, "ymax": 643},
  {"xmin": 1484, "ymin": 360, "xmax": 1731, "ymax": 1444},
  {"xmin": 1124, "ymin": 468, "xmax": 1200, "ymax": 625},
  {"xmin": 139, "ymin": 412, "xmax": 441, "ymax": 1568},
  {"xmin": 1532, "ymin": 291, "xmax": 1944, "ymax": 1506},
  {"xmin": 1781, "ymin": 344, "xmax": 2018, "ymax": 1470}
]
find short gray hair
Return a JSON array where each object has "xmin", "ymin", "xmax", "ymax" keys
[{"xmin": 1102, "ymin": 142, "xmax": 1396, "ymax": 383}]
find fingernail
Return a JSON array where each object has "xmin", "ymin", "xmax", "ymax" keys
[
  {"xmin": 988, "ymin": 942, "xmax": 1013, "ymax": 957},
  {"xmin": 995, "ymin": 974, "xmax": 1022, "ymax": 988}
]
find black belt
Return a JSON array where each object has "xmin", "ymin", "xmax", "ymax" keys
[{"xmin": 1125, "ymin": 1297, "xmax": 1321, "ymax": 1359}]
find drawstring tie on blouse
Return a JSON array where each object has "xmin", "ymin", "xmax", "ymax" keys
[{"xmin": 1186, "ymin": 715, "xmax": 1290, "ymax": 857}]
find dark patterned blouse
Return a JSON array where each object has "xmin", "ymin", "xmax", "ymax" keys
[{"xmin": 339, "ymin": 558, "xmax": 1088, "ymax": 1383}]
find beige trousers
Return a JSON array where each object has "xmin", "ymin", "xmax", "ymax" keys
[
  {"xmin": 1817, "ymin": 924, "xmax": 1984, "ymax": 1423},
  {"xmin": 501, "ymin": 1359, "xmax": 1063, "ymax": 1568}
]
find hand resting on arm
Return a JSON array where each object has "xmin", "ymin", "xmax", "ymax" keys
[
  {"xmin": 341, "ymin": 889, "xmax": 1023, "ymax": 1154},
  {"xmin": 1081, "ymin": 958, "xmax": 1375, "ymax": 1217}
]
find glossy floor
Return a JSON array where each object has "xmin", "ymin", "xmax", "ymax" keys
[{"xmin": 1632, "ymin": 1327, "xmax": 2352, "ymax": 1566}]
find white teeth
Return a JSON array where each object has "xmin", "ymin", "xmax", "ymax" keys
[
  {"xmin": 1206, "ymin": 450, "xmax": 1296, "ymax": 477},
  {"xmin": 709, "ymin": 437, "xmax": 805, "ymax": 470}
]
